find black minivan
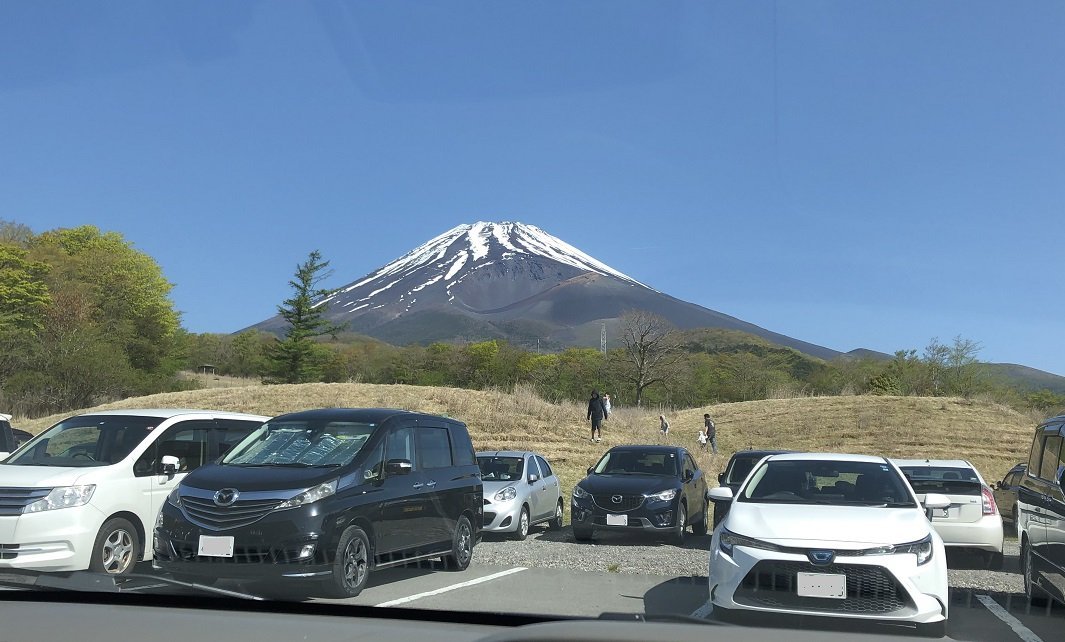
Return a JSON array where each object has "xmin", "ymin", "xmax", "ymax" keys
[
  {"xmin": 1018, "ymin": 416, "xmax": 1065, "ymax": 606},
  {"xmin": 153, "ymin": 408, "xmax": 482, "ymax": 598}
]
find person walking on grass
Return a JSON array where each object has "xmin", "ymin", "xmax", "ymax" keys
[
  {"xmin": 602, "ymin": 393, "xmax": 612, "ymax": 416},
  {"xmin": 587, "ymin": 390, "xmax": 608, "ymax": 442},
  {"xmin": 703, "ymin": 413, "xmax": 718, "ymax": 454},
  {"xmin": 659, "ymin": 414, "xmax": 669, "ymax": 435}
]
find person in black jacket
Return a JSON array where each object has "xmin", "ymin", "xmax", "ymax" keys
[{"xmin": 587, "ymin": 390, "xmax": 608, "ymax": 442}]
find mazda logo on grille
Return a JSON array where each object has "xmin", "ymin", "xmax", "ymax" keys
[
  {"xmin": 611, "ymin": 495, "xmax": 623, "ymax": 504},
  {"xmin": 213, "ymin": 488, "xmax": 239, "ymax": 507},
  {"xmin": 808, "ymin": 549, "xmax": 835, "ymax": 565}
]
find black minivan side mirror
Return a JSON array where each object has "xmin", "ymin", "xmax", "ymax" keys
[
  {"xmin": 587, "ymin": 466, "xmax": 595, "ymax": 475},
  {"xmin": 718, "ymin": 472, "xmax": 726, "ymax": 484},
  {"xmin": 385, "ymin": 459, "xmax": 413, "ymax": 476}
]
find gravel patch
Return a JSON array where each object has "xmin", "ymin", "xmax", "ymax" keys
[{"xmin": 475, "ymin": 527, "xmax": 1025, "ymax": 595}]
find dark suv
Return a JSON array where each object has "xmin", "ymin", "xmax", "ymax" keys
[
  {"xmin": 154, "ymin": 408, "xmax": 482, "ymax": 598},
  {"xmin": 570, "ymin": 445, "xmax": 709, "ymax": 543},
  {"xmin": 1017, "ymin": 416, "xmax": 1065, "ymax": 606},
  {"xmin": 712, "ymin": 449, "xmax": 794, "ymax": 527}
]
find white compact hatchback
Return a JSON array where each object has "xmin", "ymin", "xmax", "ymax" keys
[
  {"xmin": 708, "ymin": 453, "xmax": 950, "ymax": 637},
  {"xmin": 893, "ymin": 459, "xmax": 1005, "ymax": 569},
  {"xmin": 0, "ymin": 409, "xmax": 268, "ymax": 575}
]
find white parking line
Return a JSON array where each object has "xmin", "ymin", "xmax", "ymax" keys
[
  {"xmin": 690, "ymin": 599, "xmax": 714, "ymax": 619},
  {"xmin": 374, "ymin": 566, "xmax": 528, "ymax": 607},
  {"xmin": 975, "ymin": 594, "xmax": 1044, "ymax": 642}
]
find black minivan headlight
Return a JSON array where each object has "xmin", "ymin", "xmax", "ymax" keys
[{"xmin": 276, "ymin": 479, "xmax": 338, "ymax": 510}]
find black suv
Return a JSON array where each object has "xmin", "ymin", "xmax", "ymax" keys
[
  {"xmin": 570, "ymin": 445, "xmax": 709, "ymax": 543},
  {"xmin": 1018, "ymin": 416, "xmax": 1065, "ymax": 606},
  {"xmin": 712, "ymin": 449, "xmax": 793, "ymax": 527},
  {"xmin": 154, "ymin": 408, "xmax": 482, "ymax": 598}
]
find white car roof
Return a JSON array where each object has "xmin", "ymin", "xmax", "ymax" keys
[
  {"xmin": 768, "ymin": 452, "xmax": 888, "ymax": 464},
  {"xmin": 73, "ymin": 409, "xmax": 269, "ymax": 421},
  {"xmin": 477, "ymin": 450, "xmax": 537, "ymax": 459},
  {"xmin": 891, "ymin": 458, "xmax": 973, "ymax": 469}
]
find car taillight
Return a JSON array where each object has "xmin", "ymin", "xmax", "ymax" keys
[{"xmin": 981, "ymin": 486, "xmax": 997, "ymax": 516}]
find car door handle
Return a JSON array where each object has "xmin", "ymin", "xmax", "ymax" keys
[
  {"xmin": 426, "ymin": 480, "xmax": 437, "ymax": 488},
  {"xmin": 412, "ymin": 482, "xmax": 424, "ymax": 489}
]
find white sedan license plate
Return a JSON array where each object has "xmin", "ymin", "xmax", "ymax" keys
[
  {"xmin": 797, "ymin": 572, "xmax": 846, "ymax": 599},
  {"xmin": 197, "ymin": 535, "xmax": 234, "ymax": 558},
  {"xmin": 606, "ymin": 513, "xmax": 627, "ymax": 526}
]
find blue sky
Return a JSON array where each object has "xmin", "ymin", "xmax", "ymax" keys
[{"xmin": 3, "ymin": 2, "xmax": 1064, "ymax": 374}]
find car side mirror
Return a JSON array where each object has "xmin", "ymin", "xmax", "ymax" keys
[
  {"xmin": 385, "ymin": 459, "xmax": 413, "ymax": 475},
  {"xmin": 708, "ymin": 486, "xmax": 734, "ymax": 502},
  {"xmin": 717, "ymin": 472, "xmax": 726, "ymax": 485},
  {"xmin": 683, "ymin": 470, "xmax": 694, "ymax": 483},
  {"xmin": 160, "ymin": 455, "xmax": 180, "ymax": 477},
  {"xmin": 528, "ymin": 474, "xmax": 539, "ymax": 484},
  {"xmin": 587, "ymin": 466, "xmax": 595, "ymax": 475}
]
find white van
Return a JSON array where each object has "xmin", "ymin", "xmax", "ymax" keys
[{"xmin": 0, "ymin": 409, "xmax": 269, "ymax": 575}]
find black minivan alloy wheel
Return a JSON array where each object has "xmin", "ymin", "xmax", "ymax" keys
[
  {"xmin": 325, "ymin": 526, "xmax": 371, "ymax": 598},
  {"xmin": 445, "ymin": 515, "xmax": 474, "ymax": 571}
]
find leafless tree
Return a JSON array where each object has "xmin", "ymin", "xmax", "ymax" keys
[{"xmin": 615, "ymin": 310, "xmax": 680, "ymax": 407}]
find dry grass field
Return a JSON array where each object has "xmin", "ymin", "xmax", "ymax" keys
[{"xmin": 18, "ymin": 383, "xmax": 1039, "ymax": 506}]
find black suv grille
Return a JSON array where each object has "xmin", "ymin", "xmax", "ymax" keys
[
  {"xmin": 0, "ymin": 487, "xmax": 52, "ymax": 516},
  {"xmin": 734, "ymin": 560, "xmax": 912, "ymax": 615},
  {"xmin": 181, "ymin": 496, "xmax": 283, "ymax": 531},
  {"xmin": 592, "ymin": 494, "xmax": 644, "ymax": 512}
]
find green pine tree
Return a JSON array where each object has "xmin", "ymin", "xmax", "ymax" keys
[{"xmin": 264, "ymin": 251, "xmax": 342, "ymax": 384}]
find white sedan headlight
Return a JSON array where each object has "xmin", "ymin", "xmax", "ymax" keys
[
  {"xmin": 718, "ymin": 529, "xmax": 786, "ymax": 557},
  {"xmin": 890, "ymin": 534, "xmax": 935, "ymax": 566},
  {"xmin": 276, "ymin": 479, "xmax": 338, "ymax": 510},
  {"xmin": 494, "ymin": 486, "xmax": 517, "ymax": 502},
  {"xmin": 24, "ymin": 485, "xmax": 96, "ymax": 513}
]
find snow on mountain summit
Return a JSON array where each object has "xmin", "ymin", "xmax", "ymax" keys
[{"xmin": 316, "ymin": 222, "xmax": 651, "ymax": 316}]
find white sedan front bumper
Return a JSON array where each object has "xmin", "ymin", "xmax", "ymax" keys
[{"xmin": 708, "ymin": 535, "xmax": 948, "ymax": 625}]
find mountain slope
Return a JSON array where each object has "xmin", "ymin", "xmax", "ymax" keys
[{"xmin": 248, "ymin": 221, "xmax": 839, "ymax": 359}]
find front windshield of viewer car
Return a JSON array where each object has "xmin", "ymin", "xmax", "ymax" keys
[{"xmin": 3, "ymin": 2, "xmax": 1065, "ymax": 642}]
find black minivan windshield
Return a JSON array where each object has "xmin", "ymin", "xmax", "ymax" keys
[{"xmin": 222, "ymin": 421, "xmax": 375, "ymax": 467}]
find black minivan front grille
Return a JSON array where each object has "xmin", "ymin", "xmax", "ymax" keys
[{"xmin": 181, "ymin": 496, "xmax": 283, "ymax": 531}]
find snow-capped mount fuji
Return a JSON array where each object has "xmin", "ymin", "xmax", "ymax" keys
[{"xmin": 249, "ymin": 221, "xmax": 838, "ymax": 359}]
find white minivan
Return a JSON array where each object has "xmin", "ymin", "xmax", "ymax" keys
[{"xmin": 0, "ymin": 409, "xmax": 268, "ymax": 575}]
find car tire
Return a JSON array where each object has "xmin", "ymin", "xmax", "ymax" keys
[
  {"xmin": 1022, "ymin": 539, "xmax": 1049, "ymax": 607},
  {"xmin": 692, "ymin": 499, "xmax": 709, "ymax": 536},
  {"xmin": 673, "ymin": 503, "xmax": 687, "ymax": 544},
  {"xmin": 513, "ymin": 506, "xmax": 530, "ymax": 541},
  {"xmin": 323, "ymin": 525, "xmax": 372, "ymax": 599},
  {"xmin": 444, "ymin": 515, "xmax": 474, "ymax": 571},
  {"xmin": 89, "ymin": 517, "xmax": 140, "ymax": 575},
  {"xmin": 549, "ymin": 500, "xmax": 564, "ymax": 530},
  {"xmin": 572, "ymin": 525, "xmax": 593, "ymax": 542}
]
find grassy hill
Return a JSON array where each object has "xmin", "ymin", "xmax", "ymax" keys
[{"xmin": 20, "ymin": 384, "xmax": 1037, "ymax": 501}]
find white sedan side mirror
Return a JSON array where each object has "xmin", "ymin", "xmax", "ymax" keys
[{"xmin": 708, "ymin": 486, "xmax": 734, "ymax": 502}]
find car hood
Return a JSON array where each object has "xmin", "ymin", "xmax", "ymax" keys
[
  {"xmin": 725, "ymin": 502, "xmax": 931, "ymax": 548},
  {"xmin": 577, "ymin": 473, "xmax": 677, "ymax": 495},
  {"xmin": 0, "ymin": 464, "xmax": 93, "ymax": 487},
  {"xmin": 182, "ymin": 463, "xmax": 341, "ymax": 492}
]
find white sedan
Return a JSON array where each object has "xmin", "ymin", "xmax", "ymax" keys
[{"xmin": 708, "ymin": 453, "xmax": 950, "ymax": 637}]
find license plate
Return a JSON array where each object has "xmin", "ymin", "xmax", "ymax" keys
[
  {"xmin": 606, "ymin": 513, "xmax": 627, "ymax": 526},
  {"xmin": 197, "ymin": 535, "xmax": 234, "ymax": 558},
  {"xmin": 797, "ymin": 572, "xmax": 846, "ymax": 599}
]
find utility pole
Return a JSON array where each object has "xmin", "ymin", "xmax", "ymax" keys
[{"xmin": 600, "ymin": 322, "xmax": 607, "ymax": 354}]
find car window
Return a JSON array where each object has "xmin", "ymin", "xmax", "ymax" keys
[
  {"xmin": 448, "ymin": 424, "xmax": 476, "ymax": 466},
  {"xmin": 726, "ymin": 456, "xmax": 758, "ymax": 485},
  {"xmin": 536, "ymin": 456, "xmax": 553, "ymax": 478},
  {"xmin": 741, "ymin": 460, "xmax": 915, "ymax": 507},
  {"xmin": 477, "ymin": 456, "xmax": 524, "ymax": 481},
  {"xmin": 361, "ymin": 440, "xmax": 385, "ymax": 483},
  {"xmin": 134, "ymin": 420, "xmax": 213, "ymax": 476},
  {"xmin": 684, "ymin": 453, "xmax": 698, "ymax": 477},
  {"xmin": 215, "ymin": 419, "xmax": 261, "ymax": 458},
  {"xmin": 7, "ymin": 415, "xmax": 159, "ymax": 468},
  {"xmin": 418, "ymin": 426, "xmax": 452, "ymax": 469},
  {"xmin": 526, "ymin": 456, "xmax": 541, "ymax": 479},
  {"xmin": 223, "ymin": 420, "xmax": 375, "ymax": 467},
  {"xmin": 1037, "ymin": 435, "xmax": 1062, "ymax": 482},
  {"xmin": 385, "ymin": 425, "xmax": 417, "ymax": 469}
]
